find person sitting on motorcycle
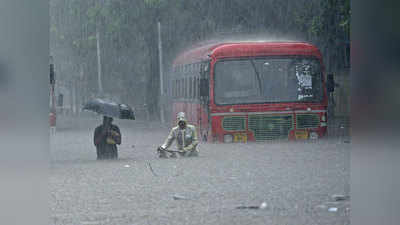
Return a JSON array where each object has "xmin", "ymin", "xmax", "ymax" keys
[{"xmin": 158, "ymin": 112, "xmax": 199, "ymax": 158}]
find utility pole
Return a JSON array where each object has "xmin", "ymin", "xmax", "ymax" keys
[
  {"xmin": 49, "ymin": 56, "xmax": 56, "ymax": 133},
  {"xmin": 158, "ymin": 21, "xmax": 165, "ymax": 123},
  {"xmin": 96, "ymin": 27, "xmax": 103, "ymax": 95}
]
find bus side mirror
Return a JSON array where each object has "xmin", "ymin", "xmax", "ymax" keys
[
  {"xmin": 327, "ymin": 73, "xmax": 335, "ymax": 93},
  {"xmin": 200, "ymin": 78, "xmax": 209, "ymax": 97}
]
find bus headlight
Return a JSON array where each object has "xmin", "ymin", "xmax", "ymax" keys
[
  {"xmin": 223, "ymin": 134, "xmax": 233, "ymax": 143},
  {"xmin": 309, "ymin": 132, "xmax": 319, "ymax": 140}
]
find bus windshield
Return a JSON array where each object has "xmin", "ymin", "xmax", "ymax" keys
[{"xmin": 214, "ymin": 57, "xmax": 324, "ymax": 105}]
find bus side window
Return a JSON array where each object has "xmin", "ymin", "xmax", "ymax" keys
[
  {"xmin": 184, "ymin": 78, "xmax": 187, "ymax": 99},
  {"xmin": 190, "ymin": 77, "xmax": 193, "ymax": 99},
  {"xmin": 176, "ymin": 79, "xmax": 179, "ymax": 98},
  {"xmin": 189, "ymin": 77, "xmax": 193, "ymax": 100},
  {"xmin": 183, "ymin": 78, "xmax": 186, "ymax": 99},
  {"xmin": 172, "ymin": 80, "xmax": 175, "ymax": 98},
  {"xmin": 192, "ymin": 77, "xmax": 196, "ymax": 99},
  {"xmin": 174, "ymin": 79, "xmax": 177, "ymax": 98},
  {"xmin": 170, "ymin": 80, "xmax": 173, "ymax": 98},
  {"xmin": 198, "ymin": 77, "xmax": 200, "ymax": 99},
  {"xmin": 193, "ymin": 77, "xmax": 196, "ymax": 99},
  {"xmin": 181, "ymin": 79, "xmax": 184, "ymax": 98},
  {"xmin": 194, "ymin": 77, "xmax": 197, "ymax": 99},
  {"xmin": 180, "ymin": 79, "xmax": 183, "ymax": 98},
  {"xmin": 173, "ymin": 80, "xmax": 176, "ymax": 98},
  {"xmin": 188, "ymin": 77, "xmax": 193, "ymax": 99},
  {"xmin": 171, "ymin": 79, "xmax": 173, "ymax": 98},
  {"xmin": 187, "ymin": 77, "xmax": 190, "ymax": 99},
  {"xmin": 181, "ymin": 78, "xmax": 184, "ymax": 99},
  {"xmin": 188, "ymin": 77, "xmax": 190, "ymax": 99},
  {"xmin": 196, "ymin": 77, "xmax": 199, "ymax": 99},
  {"xmin": 189, "ymin": 77, "xmax": 193, "ymax": 99},
  {"xmin": 178, "ymin": 79, "xmax": 181, "ymax": 98}
]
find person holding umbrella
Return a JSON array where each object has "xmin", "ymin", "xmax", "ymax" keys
[
  {"xmin": 94, "ymin": 116, "xmax": 121, "ymax": 160},
  {"xmin": 83, "ymin": 98, "xmax": 134, "ymax": 160}
]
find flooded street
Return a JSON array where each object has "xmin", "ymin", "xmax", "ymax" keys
[{"xmin": 51, "ymin": 119, "xmax": 349, "ymax": 225}]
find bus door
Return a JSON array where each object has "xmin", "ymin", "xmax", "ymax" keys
[{"xmin": 199, "ymin": 62, "xmax": 210, "ymax": 141}]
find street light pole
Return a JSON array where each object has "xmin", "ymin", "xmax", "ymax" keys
[
  {"xmin": 96, "ymin": 27, "xmax": 103, "ymax": 95},
  {"xmin": 158, "ymin": 21, "xmax": 165, "ymax": 123},
  {"xmin": 49, "ymin": 56, "xmax": 56, "ymax": 131}
]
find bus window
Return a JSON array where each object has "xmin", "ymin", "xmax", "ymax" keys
[
  {"xmin": 180, "ymin": 78, "xmax": 182, "ymax": 98},
  {"xmin": 170, "ymin": 80, "xmax": 173, "ymax": 98},
  {"xmin": 187, "ymin": 77, "xmax": 190, "ymax": 99},
  {"xmin": 189, "ymin": 77, "xmax": 193, "ymax": 99},
  {"xmin": 176, "ymin": 79, "xmax": 179, "ymax": 98},
  {"xmin": 197, "ymin": 77, "xmax": 200, "ymax": 99},
  {"xmin": 175, "ymin": 80, "xmax": 178, "ymax": 98},
  {"xmin": 214, "ymin": 58, "xmax": 323, "ymax": 104},
  {"xmin": 188, "ymin": 77, "xmax": 193, "ymax": 99},
  {"xmin": 188, "ymin": 78, "xmax": 190, "ymax": 99},
  {"xmin": 176, "ymin": 80, "xmax": 178, "ymax": 98},
  {"xmin": 190, "ymin": 77, "xmax": 193, "ymax": 99},
  {"xmin": 181, "ymin": 78, "xmax": 184, "ymax": 99},
  {"xmin": 176, "ymin": 80, "xmax": 181, "ymax": 98},
  {"xmin": 184, "ymin": 78, "xmax": 187, "ymax": 99},
  {"xmin": 172, "ymin": 80, "xmax": 174, "ymax": 98},
  {"xmin": 177, "ymin": 80, "xmax": 179, "ymax": 98},
  {"xmin": 181, "ymin": 79, "xmax": 184, "ymax": 98},
  {"xmin": 170, "ymin": 81, "xmax": 172, "ymax": 97},
  {"xmin": 192, "ymin": 78, "xmax": 195, "ymax": 99},
  {"xmin": 180, "ymin": 79, "xmax": 183, "ymax": 98},
  {"xmin": 173, "ymin": 80, "xmax": 176, "ymax": 98},
  {"xmin": 194, "ymin": 78, "xmax": 197, "ymax": 99}
]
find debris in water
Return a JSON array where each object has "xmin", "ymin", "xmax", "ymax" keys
[
  {"xmin": 332, "ymin": 194, "xmax": 350, "ymax": 201},
  {"xmin": 147, "ymin": 162, "xmax": 158, "ymax": 177},
  {"xmin": 124, "ymin": 165, "xmax": 131, "ymax": 168},
  {"xmin": 328, "ymin": 207, "xmax": 338, "ymax": 212},
  {"xmin": 236, "ymin": 205, "xmax": 260, "ymax": 209},
  {"xmin": 236, "ymin": 202, "xmax": 268, "ymax": 210},
  {"xmin": 173, "ymin": 194, "xmax": 189, "ymax": 200},
  {"xmin": 259, "ymin": 202, "xmax": 268, "ymax": 209}
]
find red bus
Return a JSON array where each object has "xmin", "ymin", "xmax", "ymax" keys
[{"xmin": 167, "ymin": 42, "xmax": 329, "ymax": 142}]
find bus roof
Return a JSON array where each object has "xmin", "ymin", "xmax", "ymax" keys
[{"xmin": 173, "ymin": 42, "xmax": 322, "ymax": 66}]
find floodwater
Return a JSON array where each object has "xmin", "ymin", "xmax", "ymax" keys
[{"xmin": 50, "ymin": 117, "xmax": 349, "ymax": 225}]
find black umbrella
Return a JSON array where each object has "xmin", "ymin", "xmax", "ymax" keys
[{"xmin": 83, "ymin": 98, "xmax": 135, "ymax": 120}]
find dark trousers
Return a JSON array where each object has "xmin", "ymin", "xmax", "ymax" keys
[{"xmin": 97, "ymin": 146, "xmax": 118, "ymax": 160}]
